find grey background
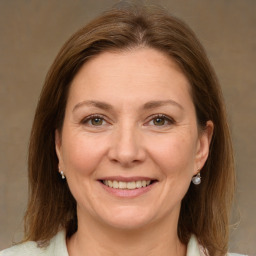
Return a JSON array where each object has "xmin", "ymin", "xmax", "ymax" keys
[{"xmin": 0, "ymin": 0, "xmax": 255, "ymax": 255}]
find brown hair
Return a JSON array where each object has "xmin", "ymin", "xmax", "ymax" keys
[{"xmin": 24, "ymin": 3, "xmax": 235, "ymax": 255}]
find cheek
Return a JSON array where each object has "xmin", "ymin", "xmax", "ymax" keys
[
  {"xmin": 147, "ymin": 131, "xmax": 197, "ymax": 177},
  {"xmin": 61, "ymin": 132, "xmax": 108, "ymax": 177}
]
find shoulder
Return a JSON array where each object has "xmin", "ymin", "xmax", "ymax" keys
[
  {"xmin": 227, "ymin": 254, "xmax": 248, "ymax": 256},
  {"xmin": 188, "ymin": 235, "xmax": 247, "ymax": 256},
  {"xmin": 0, "ymin": 241, "xmax": 45, "ymax": 256},
  {"xmin": 0, "ymin": 230, "xmax": 68, "ymax": 256}
]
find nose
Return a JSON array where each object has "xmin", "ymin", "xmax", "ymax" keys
[{"xmin": 107, "ymin": 124, "xmax": 146, "ymax": 168}]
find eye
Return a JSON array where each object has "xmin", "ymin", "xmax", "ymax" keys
[
  {"xmin": 153, "ymin": 117, "xmax": 166, "ymax": 126},
  {"xmin": 82, "ymin": 115, "xmax": 107, "ymax": 126},
  {"xmin": 91, "ymin": 117, "xmax": 104, "ymax": 126},
  {"xmin": 147, "ymin": 114, "xmax": 175, "ymax": 127}
]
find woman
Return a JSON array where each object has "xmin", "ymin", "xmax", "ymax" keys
[{"xmin": 0, "ymin": 3, "xmax": 245, "ymax": 256}]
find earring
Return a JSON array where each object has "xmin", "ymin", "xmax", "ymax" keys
[
  {"xmin": 192, "ymin": 172, "xmax": 201, "ymax": 185},
  {"xmin": 60, "ymin": 171, "xmax": 65, "ymax": 179}
]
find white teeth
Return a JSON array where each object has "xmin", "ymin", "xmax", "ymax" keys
[
  {"xmin": 136, "ymin": 181, "xmax": 142, "ymax": 188},
  {"xmin": 119, "ymin": 181, "xmax": 127, "ymax": 189},
  {"xmin": 112, "ymin": 180, "xmax": 119, "ymax": 189},
  {"xmin": 108, "ymin": 180, "xmax": 113, "ymax": 188},
  {"xmin": 127, "ymin": 181, "xmax": 136, "ymax": 189},
  {"xmin": 103, "ymin": 180, "xmax": 152, "ymax": 189}
]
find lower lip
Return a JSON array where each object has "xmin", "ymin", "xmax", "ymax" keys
[{"xmin": 99, "ymin": 181, "xmax": 156, "ymax": 198}]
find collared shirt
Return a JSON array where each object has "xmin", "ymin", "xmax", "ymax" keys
[{"xmin": 0, "ymin": 230, "xmax": 246, "ymax": 256}]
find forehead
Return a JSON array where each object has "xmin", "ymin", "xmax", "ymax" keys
[{"xmin": 67, "ymin": 47, "xmax": 192, "ymax": 107}]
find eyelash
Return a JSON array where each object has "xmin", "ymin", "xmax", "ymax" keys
[
  {"xmin": 81, "ymin": 114, "xmax": 175, "ymax": 127},
  {"xmin": 146, "ymin": 114, "xmax": 175, "ymax": 127},
  {"xmin": 81, "ymin": 114, "xmax": 107, "ymax": 126}
]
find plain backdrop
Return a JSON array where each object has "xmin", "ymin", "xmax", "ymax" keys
[{"xmin": 0, "ymin": 0, "xmax": 255, "ymax": 255}]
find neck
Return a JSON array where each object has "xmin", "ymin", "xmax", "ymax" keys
[{"xmin": 67, "ymin": 211, "xmax": 186, "ymax": 256}]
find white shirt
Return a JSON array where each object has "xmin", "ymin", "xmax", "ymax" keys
[{"xmin": 0, "ymin": 230, "xmax": 246, "ymax": 256}]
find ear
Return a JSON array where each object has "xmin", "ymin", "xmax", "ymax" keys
[
  {"xmin": 194, "ymin": 120, "xmax": 214, "ymax": 175},
  {"xmin": 55, "ymin": 129, "xmax": 63, "ymax": 169}
]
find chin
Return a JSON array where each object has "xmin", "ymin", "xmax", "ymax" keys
[{"xmin": 96, "ymin": 205, "xmax": 156, "ymax": 230}]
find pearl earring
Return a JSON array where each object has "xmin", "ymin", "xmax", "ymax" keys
[
  {"xmin": 192, "ymin": 172, "xmax": 201, "ymax": 185},
  {"xmin": 60, "ymin": 171, "xmax": 65, "ymax": 179}
]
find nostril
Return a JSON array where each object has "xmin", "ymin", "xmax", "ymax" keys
[
  {"xmin": 109, "ymin": 151, "xmax": 146, "ymax": 167},
  {"xmin": 107, "ymin": 133, "xmax": 146, "ymax": 165}
]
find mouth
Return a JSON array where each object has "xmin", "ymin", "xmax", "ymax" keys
[
  {"xmin": 98, "ymin": 177, "xmax": 158, "ymax": 198},
  {"xmin": 101, "ymin": 180, "xmax": 157, "ymax": 189}
]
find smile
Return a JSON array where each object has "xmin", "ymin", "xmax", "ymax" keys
[{"xmin": 102, "ymin": 180, "xmax": 152, "ymax": 189}]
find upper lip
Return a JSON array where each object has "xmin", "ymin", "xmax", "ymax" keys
[{"xmin": 98, "ymin": 176, "xmax": 157, "ymax": 182}]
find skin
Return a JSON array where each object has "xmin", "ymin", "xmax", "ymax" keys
[{"xmin": 55, "ymin": 47, "xmax": 213, "ymax": 256}]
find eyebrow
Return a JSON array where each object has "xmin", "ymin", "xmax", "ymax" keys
[
  {"xmin": 72, "ymin": 100, "xmax": 113, "ymax": 112},
  {"xmin": 72, "ymin": 99, "xmax": 183, "ymax": 112},
  {"xmin": 142, "ymin": 100, "xmax": 184, "ymax": 110}
]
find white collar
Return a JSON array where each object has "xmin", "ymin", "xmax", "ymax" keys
[
  {"xmin": 186, "ymin": 234, "xmax": 205, "ymax": 256},
  {"xmin": 54, "ymin": 230, "xmax": 203, "ymax": 256}
]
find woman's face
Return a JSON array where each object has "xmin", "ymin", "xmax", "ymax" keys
[{"xmin": 56, "ymin": 48, "xmax": 212, "ymax": 230}]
